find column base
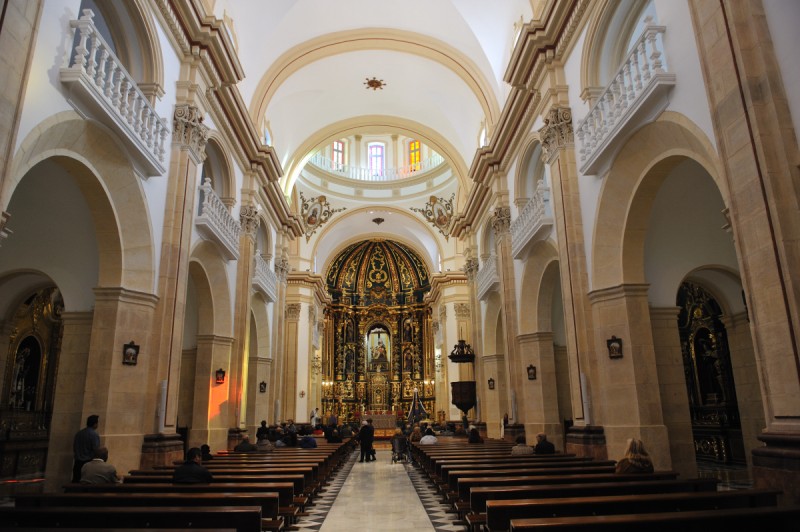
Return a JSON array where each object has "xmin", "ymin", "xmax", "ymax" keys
[
  {"xmin": 140, "ymin": 433, "xmax": 185, "ymax": 469},
  {"xmin": 752, "ymin": 431, "xmax": 800, "ymax": 505},
  {"xmin": 565, "ymin": 425, "xmax": 607, "ymax": 460}
]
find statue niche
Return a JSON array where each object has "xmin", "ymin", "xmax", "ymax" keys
[{"xmin": 367, "ymin": 326, "xmax": 390, "ymax": 373}]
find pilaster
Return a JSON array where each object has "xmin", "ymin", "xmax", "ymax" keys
[
  {"xmin": 283, "ymin": 302, "xmax": 302, "ymax": 421},
  {"xmin": 190, "ymin": 334, "xmax": 234, "ymax": 451},
  {"xmin": 482, "ymin": 353, "xmax": 507, "ymax": 438},
  {"xmin": 517, "ymin": 332, "xmax": 563, "ymax": 449}
]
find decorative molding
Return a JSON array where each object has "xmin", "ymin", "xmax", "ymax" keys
[
  {"xmin": 275, "ymin": 257, "xmax": 291, "ymax": 282},
  {"xmin": 476, "ymin": 255, "xmax": 500, "ymax": 301},
  {"xmin": 491, "ymin": 206, "xmax": 512, "ymax": 238},
  {"xmin": 538, "ymin": 106, "xmax": 574, "ymax": 163},
  {"xmin": 252, "ymin": 252, "xmax": 277, "ymax": 302},
  {"xmin": 0, "ymin": 212, "xmax": 12, "ymax": 247},
  {"xmin": 454, "ymin": 303, "xmax": 471, "ymax": 319},
  {"xmin": 195, "ymin": 178, "xmax": 240, "ymax": 260},
  {"xmin": 285, "ymin": 303, "xmax": 302, "ymax": 320},
  {"xmin": 439, "ymin": 305, "xmax": 447, "ymax": 320},
  {"xmin": 410, "ymin": 193, "xmax": 455, "ymax": 239},
  {"xmin": 173, "ymin": 104, "xmax": 209, "ymax": 161},
  {"xmin": 239, "ymin": 205, "xmax": 260, "ymax": 237},
  {"xmin": 510, "ymin": 179, "xmax": 553, "ymax": 259},
  {"xmin": 300, "ymin": 192, "xmax": 345, "ymax": 242}
]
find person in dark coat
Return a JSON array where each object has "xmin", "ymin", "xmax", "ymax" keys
[
  {"xmin": 357, "ymin": 418, "xmax": 375, "ymax": 462},
  {"xmin": 72, "ymin": 414, "xmax": 100, "ymax": 483},
  {"xmin": 615, "ymin": 438, "xmax": 655, "ymax": 474},
  {"xmin": 234, "ymin": 435, "xmax": 257, "ymax": 452},
  {"xmin": 172, "ymin": 447, "xmax": 213, "ymax": 483},
  {"xmin": 534, "ymin": 432, "xmax": 556, "ymax": 454}
]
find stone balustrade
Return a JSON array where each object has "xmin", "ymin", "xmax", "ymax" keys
[
  {"xmin": 195, "ymin": 178, "xmax": 240, "ymax": 260},
  {"xmin": 252, "ymin": 252, "xmax": 277, "ymax": 302},
  {"xmin": 511, "ymin": 180, "xmax": 553, "ymax": 259},
  {"xmin": 476, "ymin": 255, "xmax": 500, "ymax": 301},
  {"xmin": 308, "ymin": 152, "xmax": 444, "ymax": 181}
]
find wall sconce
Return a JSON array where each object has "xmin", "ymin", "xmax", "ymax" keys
[
  {"xmin": 607, "ymin": 336, "xmax": 623, "ymax": 358},
  {"xmin": 259, "ymin": 381, "xmax": 267, "ymax": 393},
  {"xmin": 527, "ymin": 365, "xmax": 537, "ymax": 380},
  {"xmin": 299, "ymin": 390, "xmax": 306, "ymax": 398},
  {"xmin": 487, "ymin": 377, "xmax": 495, "ymax": 390},
  {"xmin": 215, "ymin": 368, "xmax": 226, "ymax": 384},
  {"xmin": 122, "ymin": 341, "xmax": 139, "ymax": 366}
]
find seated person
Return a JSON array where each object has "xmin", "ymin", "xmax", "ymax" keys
[
  {"xmin": 409, "ymin": 425, "xmax": 423, "ymax": 442},
  {"xmin": 299, "ymin": 434, "xmax": 318, "ymax": 448},
  {"xmin": 172, "ymin": 447, "xmax": 213, "ymax": 483},
  {"xmin": 200, "ymin": 443, "xmax": 213, "ymax": 461},
  {"xmin": 467, "ymin": 427, "xmax": 483, "ymax": 444},
  {"xmin": 257, "ymin": 437, "xmax": 275, "ymax": 451},
  {"xmin": 339, "ymin": 424, "xmax": 353, "ymax": 438},
  {"xmin": 80, "ymin": 446, "xmax": 120, "ymax": 484},
  {"xmin": 326, "ymin": 429, "xmax": 343, "ymax": 443},
  {"xmin": 511, "ymin": 435, "xmax": 533, "ymax": 455},
  {"xmin": 534, "ymin": 432, "xmax": 556, "ymax": 454},
  {"xmin": 419, "ymin": 427, "xmax": 438, "ymax": 445},
  {"xmin": 615, "ymin": 438, "xmax": 654, "ymax": 473},
  {"xmin": 234, "ymin": 435, "xmax": 257, "ymax": 452}
]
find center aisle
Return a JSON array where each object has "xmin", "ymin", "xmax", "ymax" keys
[{"xmin": 315, "ymin": 448, "xmax": 435, "ymax": 532}]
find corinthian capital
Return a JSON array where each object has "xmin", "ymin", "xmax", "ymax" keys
[
  {"xmin": 491, "ymin": 206, "xmax": 511, "ymax": 238},
  {"xmin": 538, "ymin": 106, "xmax": 574, "ymax": 163},
  {"xmin": 286, "ymin": 303, "xmax": 301, "ymax": 320},
  {"xmin": 275, "ymin": 257, "xmax": 291, "ymax": 282},
  {"xmin": 173, "ymin": 104, "xmax": 209, "ymax": 160},
  {"xmin": 462, "ymin": 257, "xmax": 479, "ymax": 280},
  {"xmin": 239, "ymin": 205, "xmax": 260, "ymax": 237}
]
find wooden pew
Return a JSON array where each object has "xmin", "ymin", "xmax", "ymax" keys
[
  {"xmin": 441, "ymin": 461, "xmax": 616, "ymax": 489},
  {"xmin": 0, "ymin": 506, "xmax": 262, "ymax": 532},
  {"xmin": 508, "ymin": 505, "xmax": 800, "ymax": 530},
  {"xmin": 15, "ymin": 492, "xmax": 283, "ymax": 532},
  {"xmin": 485, "ymin": 489, "xmax": 781, "ymax": 531},
  {"xmin": 456, "ymin": 471, "xmax": 679, "ymax": 506},
  {"xmin": 446, "ymin": 465, "xmax": 617, "ymax": 495},
  {"xmin": 121, "ymin": 473, "xmax": 306, "ymax": 496}
]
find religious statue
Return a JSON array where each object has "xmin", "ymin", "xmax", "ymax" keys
[{"xmin": 370, "ymin": 337, "xmax": 389, "ymax": 372}]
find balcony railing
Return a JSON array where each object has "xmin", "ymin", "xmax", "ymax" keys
[
  {"xmin": 476, "ymin": 255, "xmax": 500, "ymax": 301},
  {"xmin": 60, "ymin": 10, "xmax": 168, "ymax": 176},
  {"xmin": 195, "ymin": 178, "xmax": 240, "ymax": 260},
  {"xmin": 511, "ymin": 180, "xmax": 553, "ymax": 259},
  {"xmin": 308, "ymin": 153, "xmax": 445, "ymax": 181},
  {"xmin": 252, "ymin": 252, "xmax": 277, "ymax": 302},
  {"xmin": 576, "ymin": 19, "xmax": 675, "ymax": 175}
]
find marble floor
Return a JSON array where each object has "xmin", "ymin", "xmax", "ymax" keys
[{"xmin": 294, "ymin": 447, "xmax": 461, "ymax": 532}]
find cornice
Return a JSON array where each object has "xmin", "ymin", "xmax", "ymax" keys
[
  {"xmin": 287, "ymin": 271, "xmax": 332, "ymax": 305},
  {"xmin": 424, "ymin": 272, "xmax": 468, "ymax": 304}
]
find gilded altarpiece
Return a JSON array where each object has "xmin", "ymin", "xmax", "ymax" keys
[{"xmin": 322, "ymin": 240, "xmax": 435, "ymax": 429}]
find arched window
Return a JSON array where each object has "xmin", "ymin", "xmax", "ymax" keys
[
  {"xmin": 408, "ymin": 140, "xmax": 420, "ymax": 170},
  {"xmin": 332, "ymin": 140, "xmax": 345, "ymax": 170},
  {"xmin": 368, "ymin": 142, "xmax": 385, "ymax": 177}
]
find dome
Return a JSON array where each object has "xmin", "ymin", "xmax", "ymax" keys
[{"xmin": 325, "ymin": 239, "xmax": 431, "ymax": 305}]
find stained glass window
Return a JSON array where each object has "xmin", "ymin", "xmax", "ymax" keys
[{"xmin": 409, "ymin": 140, "xmax": 420, "ymax": 170}]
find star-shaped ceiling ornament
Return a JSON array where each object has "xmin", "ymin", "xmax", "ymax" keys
[{"xmin": 364, "ymin": 77, "xmax": 386, "ymax": 90}]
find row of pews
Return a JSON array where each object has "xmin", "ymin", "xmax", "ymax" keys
[
  {"xmin": 1, "ymin": 437, "xmax": 357, "ymax": 531},
  {"xmin": 409, "ymin": 437, "xmax": 800, "ymax": 531}
]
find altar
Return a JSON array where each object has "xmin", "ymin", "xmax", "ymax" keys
[{"xmin": 364, "ymin": 412, "xmax": 397, "ymax": 438}]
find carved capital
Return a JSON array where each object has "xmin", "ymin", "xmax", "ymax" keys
[
  {"xmin": 462, "ymin": 257, "xmax": 479, "ymax": 280},
  {"xmin": 286, "ymin": 303, "xmax": 301, "ymax": 320},
  {"xmin": 538, "ymin": 106, "xmax": 574, "ymax": 162},
  {"xmin": 454, "ymin": 303, "xmax": 471, "ymax": 319},
  {"xmin": 491, "ymin": 206, "xmax": 511, "ymax": 238},
  {"xmin": 239, "ymin": 205, "xmax": 260, "ymax": 237},
  {"xmin": 275, "ymin": 257, "xmax": 290, "ymax": 282},
  {"xmin": 173, "ymin": 104, "xmax": 209, "ymax": 159}
]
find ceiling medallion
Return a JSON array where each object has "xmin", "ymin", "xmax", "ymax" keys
[
  {"xmin": 299, "ymin": 192, "xmax": 346, "ymax": 242},
  {"xmin": 364, "ymin": 77, "xmax": 386, "ymax": 90},
  {"xmin": 410, "ymin": 193, "xmax": 455, "ymax": 240},
  {"xmin": 372, "ymin": 217, "xmax": 385, "ymax": 225}
]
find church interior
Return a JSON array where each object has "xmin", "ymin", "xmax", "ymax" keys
[{"xmin": 1, "ymin": 0, "xmax": 800, "ymax": 523}]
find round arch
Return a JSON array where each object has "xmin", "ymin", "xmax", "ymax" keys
[
  {"xmin": 282, "ymin": 115, "xmax": 471, "ymax": 196},
  {"xmin": 7, "ymin": 113, "xmax": 156, "ymax": 294},
  {"xmin": 512, "ymin": 135, "xmax": 545, "ymax": 206},
  {"xmin": 482, "ymin": 291, "xmax": 503, "ymax": 358},
  {"xmin": 250, "ymin": 28, "xmax": 500, "ymax": 139},
  {"xmin": 189, "ymin": 241, "xmax": 233, "ymax": 336},
  {"xmin": 203, "ymin": 133, "xmax": 237, "ymax": 203},
  {"xmin": 518, "ymin": 240, "xmax": 560, "ymax": 335},
  {"xmin": 591, "ymin": 112, "xmax": 725, "ymax": 289}
]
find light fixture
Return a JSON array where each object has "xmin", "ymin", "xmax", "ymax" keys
[
  {"xmin": 372, "ymin": 217, "xmax": 384, "ymax": 225},
  {"xmin": 215, "ymin": 368, "xmax": 226, "ymax": 384},
  {"xmin": 487, "ymin": 377, "xmax": 495, "ymax": 390}
]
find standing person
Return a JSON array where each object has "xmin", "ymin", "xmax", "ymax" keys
[
  {"xmin": 615, "ymin": 438, "xmax": 654, "ymax": 473},
  {"xmin": 80, "ymin": 447, "xmax": 120, "ymax": 484},
  {"xmin": 72, "ymin": 414, "xmax": 100, "ymax": 483},
  {"xmin": 172, "ymin": 447, "xmax": 214, "ymax": 483},
  {"xmin": 467, "ymin": 427, "xmax": 483, "ymax": 444},
  {"xmin": 327, "ymin": 411, "xmax": 338, "ymax": 428},
  {"xmin": 534, "ymin": 432, "xmax": 556, "ymax": 454},
  {"xmin": 358, "ymin": 419, "xmax": 375, "ymax": 462},
  {"xmin": 310, "ymin": 407, "xmax": 319, "ymax": 427},
  {"xmin": 256, "ymin": 420, "xmax": 269, "ymax": 442}
]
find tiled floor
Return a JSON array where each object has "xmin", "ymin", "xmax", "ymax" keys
[{"xmin": 293, "ymin": 447, "xmax": 461, "ymax": 532}]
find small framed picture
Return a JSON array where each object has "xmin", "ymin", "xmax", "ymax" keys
[
  {"xmin": 123, "ymin": 341, "xmax": 139, "ymax": 366},
  {"xmin": 607, "ymin": 336, "xmax": 623, "ymax": 358},
  {"xmin": 527, "ymin": 365, "xmax": 537, "ymax": 380}
]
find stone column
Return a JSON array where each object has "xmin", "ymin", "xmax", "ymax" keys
[
  {"xmin": 189, "ymin": 334, "xmax": 234, "ymax": 451},
  {"xmin": 649, "ymin": 306, "xmax": 696, "ymax": 478},
  {"xmin": 588, "ymin": 284, "xmax": 669, "ymax": 470},
  {"xmin": 540, "ymin": 105, "xmax": 599, "ymax": 451},
  {"xmin": 482, "ymin": 353, "xmax": 507, "ymax": 438},
  {"xmin": 283, "ymin": 302, "xmax": 302, "ymax": 421},
  {"xmin": 227, "ymin": 202, "xmax": 259, "ymax": 432},
  {"xmin": 517, "ymin": 332, "xmax": 562, "ymax": 447},
  {"xmin": 44, "ymin": 311, "xmax": 93, "ymax": 491},
  {"xmin": 141, "ymin": 103, "xmax": 208, "ymax": 467},
  {"xmin": 271, "ymin": 254, "xmax": 290, "ymax": 421}
]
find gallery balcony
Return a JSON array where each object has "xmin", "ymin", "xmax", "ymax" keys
[
  {"xmin": 60, "ymin": 10, "xmax": 168, "ymax": 177},
  {"xmin": 476, "ymin": 255, "xmax": 500, "ymax": 301},
  {"xmin": 195, "ymin": 178, "xmax": 240, "ymax": 260},
  {"xmin": 308, "ymin": 152, "xmax": 445, "ymax": 182},
  {"xmin": 252, "ymin": 253, "xmax": 277, "ymax": 302},
  {"xmin": 511, "ymin": 181, "xmax": 553, "ymax": 260},
  {"xmin": 576, "ymin": 19, "xmax": 675, "ymax": 176}
]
